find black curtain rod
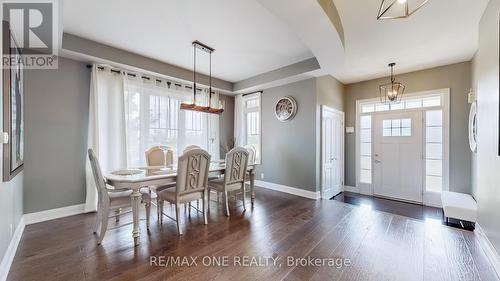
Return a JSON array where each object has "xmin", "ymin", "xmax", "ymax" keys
[
  {"xmin": 86, "ymin": 64, "xmax": 220, "ymax": 93},
  {"xmin": 243, "ymin": 91, "xmax": 263, "ymax": 97}
]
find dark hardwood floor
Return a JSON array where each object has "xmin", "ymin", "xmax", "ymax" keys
[{"xmin": 7, "ymin": 187, "xmax": 499, "ymax": 281}]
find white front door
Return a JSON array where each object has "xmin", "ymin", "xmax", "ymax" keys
[
  {"xmin": 322, "ymin": 106, "xmax": 344, "ymax": 199},
  {"xmin": 373, "ymin": 111, "xmax": 423, "ymax": 203}
]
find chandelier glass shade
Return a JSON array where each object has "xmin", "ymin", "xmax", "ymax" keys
[
  {"xmin": 379, "ymin": 63, "xmax": 405, "ymax": 104},
  {"xmin": 377, "ymin": 0, "xmax": 429, "ymax": 20}
]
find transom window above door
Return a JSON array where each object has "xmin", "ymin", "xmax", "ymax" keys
[{"xmin": 361, "ymin": 95, "xmax": 441, "ymax": 113}]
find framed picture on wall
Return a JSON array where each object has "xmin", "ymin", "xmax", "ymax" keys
[{"xmin": 2, "ymin": 22, "xmax": 24, "ymax": 181}]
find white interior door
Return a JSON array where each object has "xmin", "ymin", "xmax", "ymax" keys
[
  {"xmin": 373, "ymin": 111, "xmax": 423, "ymax": 203},
  {"xmin": 322, "ymin": 106, "xmax": 344, "ymax": 199}
]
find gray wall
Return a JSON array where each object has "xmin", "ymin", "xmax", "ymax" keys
[
  {"xmin": 22, "ymin": 57, "xmax": 236, "ymax": 213},
  {"xmin": 256, "ymin": 75, "xmax": 344, "ymax": 192},
  {"xmin": 257, "ymin": 78, "xmax": 318, "ymax": 191},
  {"xmin": 472, "ymin": 0, "xmax": 500, "ymax": 256},
  {"xmin": 0, "ymin": 32, "xmax": 24, "ymax": 269},
  {"xmin": 24, "ymin": 57, "xmax": 90, "ymax": 213},
  {"xmin": 344, "ymin": 62, "xmax": 472, "ymax": 193}
]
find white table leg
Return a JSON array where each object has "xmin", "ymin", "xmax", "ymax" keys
[
  {"xmin": 250, "ymin": 171, "xmax": 255, "ymax": 206},
  {"xmin": 131, "ymin": 188, "xmax": 142, "ymax": 246}
]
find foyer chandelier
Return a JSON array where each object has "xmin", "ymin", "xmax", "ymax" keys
[
  {"xmin": 377, "ymin": 0, "xmax": 429, "ymax": 20},
  {"xmin": 180, "ymin": 41, "xmax": 224, "ymax": 115},
  {"xmin": 379, "ymin": 63, "xmax": 405, "ymax": 104}
]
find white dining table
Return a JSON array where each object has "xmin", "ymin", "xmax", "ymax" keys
[{"xmin": 105, "ymin": 163, "xmax": 256, "ymax": 246}]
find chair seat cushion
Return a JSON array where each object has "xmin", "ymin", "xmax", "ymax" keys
[
  {"xmin": 149, "ymin": 182, "xmax": 176, "ymax": 194},
  {"xmin": 108, "ymin": 189, "xmax": 151, "ymax": 207},
  {"xmin": 208, "ymin": 179, "xmax": 243, "ymax": 192},
  {"xmin": 441, "ymin": 191, "xmax": 477, "ymax": 222},
  {"xmin": 158, "ymin": 188, "xmax": 203, "ymax": 203}
]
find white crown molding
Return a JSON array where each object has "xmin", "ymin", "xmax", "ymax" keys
[
  {"xmin": 476, "ymin": 223, "xmax": 500, "ymax": 279},
  {"xmin": 255, "ymin": 180, "xmax": 320, "ymax": 200},
  {"xmin": 24, "ymin": 204, "xmax": 86, "ymax": 225},
  {"xmin": 0, "ymin": 217, "xmax": 24, "ymax": 281}
]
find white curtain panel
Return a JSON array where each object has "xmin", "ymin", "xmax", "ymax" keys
[
  {"xmin": 84, "ymin": 65, "xmax": 127, "ymax": 213},
  {"xmin": 234, "ymin": 94, "xmax": 245, "ymax": 146}
]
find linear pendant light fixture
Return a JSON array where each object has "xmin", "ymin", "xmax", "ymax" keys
[
  {"xmin": 379, "ymin": 63, "xmax": 405, "ymax": 104},
  {"xmin": 180, "ymin": 40, "xmax": 224, "ymax": 114},
  {"xmin": 377, "ymin": 0, "xmax": 429, "ymax": 20}
]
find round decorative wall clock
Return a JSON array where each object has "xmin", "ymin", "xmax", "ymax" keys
[{"xmin": 274, "ymin": 96, "xmax": 297, "ymax": 122}]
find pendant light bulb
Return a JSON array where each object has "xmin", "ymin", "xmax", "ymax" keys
[{"xmin": 397, "ymin": 0, "xmax": 407, "ymax": 4}]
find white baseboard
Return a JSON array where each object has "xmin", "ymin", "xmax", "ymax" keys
[
  {"xmin": 476, "ymin": 223, "xmax": 500, "ymax": 279},
  {"xmin": 24, "ymin": 204, "xmax": 86, "ymax": 225},
  {"xmin": 0, "ymin": 204, "xmax": 86, "ymax": 281},
  {"xmin": 0, "ymin": 217, "xmax": 25, "ymax": 281},
  {"xmin": 255, "ymin": 180, "xmax": 320, "ymax": 200}
]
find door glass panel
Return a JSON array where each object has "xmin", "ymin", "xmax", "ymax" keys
[
  {"xmin": 375, "ymin": 103, "xmax": 390, "ymax": 112},
  {"xmin": 426, "ymin": 110, "xmax": 443, "ymax": 126},
  {"xmin": 361, "ymin": 129, "xmax": 372, "ymax": 142},
  {"xmin": 360, "ymin": 169, "xmax": 371, "ymax": 184},
  {"xmin": 426, "ymin": 127, "xmax": 442, "ymax": 143},
  {"xmin": 426, "ymin": 159, "xmax": 442, "ymax": 176},
  {"xmin": 401, "ymin": 127, "xmax": 411, "ymax": 136},
  {"xmin": 390, "ymin": 102, "xmax": 404, "ymax": 110},
  {"xmin": 426, "ymin": 143, "xmax": 442, "ymax": 160},
  {"xmin": 426, "ymin": 176, "xmax": 442, "ymax": 192},
  {"xmin": 360, "ymin": 143, "xmax": 371, "ymax": 156},
  {"xmin": 405, "ymin": 99, "xmax": 422, "ymax": 109},
  {"xmin": 360, "ymin": 115, "xmax": 372, "ymax": 128},
  {"xmin": 361, "ymin": 103, "xmax": 375, "ymax": 113},
  {"xmin": 391, "ymin": 127, "xmax": 401, "ymax": 136},
  {"xmin": 423, "ymin": 96, "xmax": 441, "ymax": 107},
  {"xmin": 360, "ymin": 156, "xmax": 372, "ymax": 170}
]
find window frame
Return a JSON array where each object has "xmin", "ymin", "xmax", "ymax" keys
[{"xmin": 242, "ymin": 93, "xmax": 262, "ymax": 164}]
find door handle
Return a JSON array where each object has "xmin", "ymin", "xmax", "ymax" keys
[{"xmin": 374, "ymin": 160, "xmax": 381, "ymax": 164}]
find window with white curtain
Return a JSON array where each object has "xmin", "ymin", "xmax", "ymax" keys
[
  {"xmin": 124, "ymin": 78, "xmax": 215, "ymax": 167},
  {"xmin": 243, "ymin": 94, "xmax": 261, "ymax": 164}
]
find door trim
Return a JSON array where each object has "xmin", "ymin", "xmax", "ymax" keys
[{"xmin": 321, "ymin": 105, "xmax": 344, "ymax": 199}]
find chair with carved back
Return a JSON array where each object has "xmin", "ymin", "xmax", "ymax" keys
[
  {"xmin": 88, "ymin": 149, "xmax": 151, "ymax": 245},
  {"xmin": 145, "ymin": 146, "xmax": 176, "ymax": 220},
  {"xmin": 208, "ymin": 147, "xmax": 249, "ymax": 216},
  {"xmin": 157, "ymin": 148, "xmax": 211, "ymax": 235}
]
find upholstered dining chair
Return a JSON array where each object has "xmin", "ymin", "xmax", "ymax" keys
[
  {"xmin": 208, "ymin": 147, "xmax": 249, "ymax": 217},
  {"xmin": 157, "ymin": 148, "xmax": 211, "ymax": 235},
  {"xmin": 145, "ymin": 146, "xmax": 176, "ymax": 220},
  {"xmin": 242, "ymin": 145, "xmax": 256, "ymax": 194},
  {"xmin": 88, "ymin": 149, "xmax": 151, "ymax": 245},
  {"xmin": 183, "ymin": 144, "xmax": 201, "ymax": 152}
]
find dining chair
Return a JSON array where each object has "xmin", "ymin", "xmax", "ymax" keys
[
  {"xmin": 145, "ymin": 146, "xmax": 176, "ymax": 220},
  {"xmin": 157, "ymin": 148, "xmax": 211, "ymax": 235},
  {"xmin": 243, "ymin": 145, "xmax": 256, "ymax": 193},
  {"xmin": 88, "ymin": 149, "xmax": 151, "ymax": 245},
  {"xmin": 208, "ymin": 147, "xmax": 249, "ymax": 217},
  {"xmin": 183, "ymin": 144, "xmax": 201, "ymax": 152}
]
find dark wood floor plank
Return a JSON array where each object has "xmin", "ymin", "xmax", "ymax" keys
[
  {"xmin": 441, "ymin": 226, "xmax": 482, "ymax": 281},
  {"xmin": 6, "ymin": 187, "xmax": 499, "ymax": 281}
]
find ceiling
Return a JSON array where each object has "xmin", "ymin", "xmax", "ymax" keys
[
  {"xmin": 62, "ymin": 0, "xmax": 313, "ymax": 83},
  {"xmin": 62, "ymin": 0, "xmax": 489, "ymax": 86},
  {"xmin": 332, "ymin": 0, "xmax": 489, "ymax": 83}
]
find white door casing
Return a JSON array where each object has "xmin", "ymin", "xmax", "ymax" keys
[
  {"xmin": 373, "ymin": 111, "xmax": 423, "ymax": 203},
  {"xmin": 321, "ymin": 106, "xmax": 344, "ymax": 199}
]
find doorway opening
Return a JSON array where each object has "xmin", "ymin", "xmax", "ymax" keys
[{"xmin": 321, "ymin": 105, "xmax": 344, "ymax": 199}]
